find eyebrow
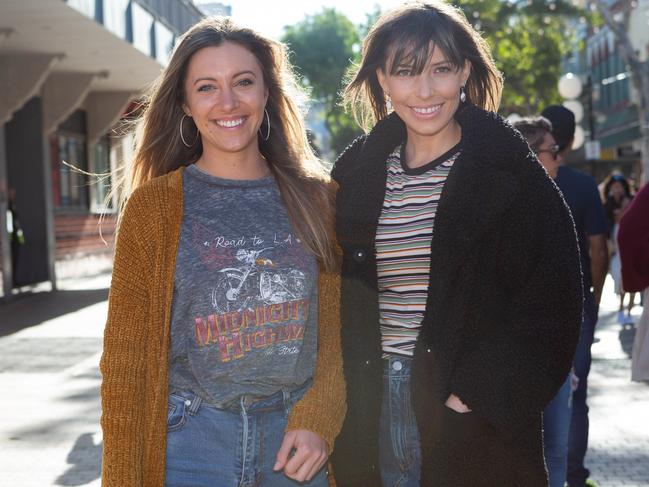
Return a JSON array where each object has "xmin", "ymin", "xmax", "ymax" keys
[
  {"xmin": 193, "ymin": 70, "xmax": 257, "ymax": 85},
  {"xmin": 395, "ymin": 60, "xmax": 451, "ymax": 68}
]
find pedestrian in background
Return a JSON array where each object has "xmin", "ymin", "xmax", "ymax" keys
[
  {"xmin": 513, "ymin": 115, "xmax": 573, "ymax": 487},
  {"xmin": 618, "ymin": 181, "xmax": 649, "ymax": 382},
  {"xmin": 602, "ymin": 172, "xmax": 636, "ymax": 324},
  {"xmin": 541, "ymin": 104, "xmax": 609, "ymax": 487},
  {"xmin": 331, "ymin": 2, "xmax": 582, "ymax": 486},
  {"xmin": 100, "ymin": 17, "xmax": 345, "ymax": 487}
]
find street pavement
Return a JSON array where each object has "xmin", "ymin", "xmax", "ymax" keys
[{"xmin": 0, "ymin": 274, "xmax": 647, "ymax": 486}]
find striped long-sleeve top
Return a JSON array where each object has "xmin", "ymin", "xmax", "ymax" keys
[{"xmin": 376, "ymin": 142, "xmax": 461, "ymax": 357}]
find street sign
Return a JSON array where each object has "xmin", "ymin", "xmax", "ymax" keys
[{"xmin": 585, "ymin": 140, "xmax": 601, "ymax": 160}]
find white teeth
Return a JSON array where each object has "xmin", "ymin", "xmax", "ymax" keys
[
  {"xmin": 413, "ymin": 105, "xmax": 441, "ymax": 114},
  {"xmin": 216, "ymin": 118, "xmax": 244, "ymax": 128}
]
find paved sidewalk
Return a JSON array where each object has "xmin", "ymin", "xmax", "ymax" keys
[
  {"xmin": 586, "ymin": 278, "xmax": 649, "ymax": 487},
  {"xmin": 0, "ymin": 275, "xmax": 108, "ymax": 487},
  {"xmin": 0, "ymin": 274, "xmax": 647, "ymax": 486}
]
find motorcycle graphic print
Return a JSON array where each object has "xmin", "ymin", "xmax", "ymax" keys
[{"xmin": 211, "ymin": 247, "xmax": 307, "ymax": 313}]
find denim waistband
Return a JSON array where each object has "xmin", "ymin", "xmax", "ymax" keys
[
  {"xmin": 170, "ymin": 380, "xmax": 311, "ymax": 414},
  {"xmin": 383, "ymin": 355, "xmax": 413, "ymax": 378}
]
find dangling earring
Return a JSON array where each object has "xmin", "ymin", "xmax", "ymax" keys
[
  {"xmin": 460, "ymin": 85, "xmax": 467, "ymax": 103},
  {"xmin": 385, "ymin": 93, "xmax": 393, "ymax": 112},
  {"xmin": 258, "ymin": 108, "xmax": 271, "ymax": 141},
  {"xmin": 180, "ymin": 114, "xmax": 198, "ymax": 147}
]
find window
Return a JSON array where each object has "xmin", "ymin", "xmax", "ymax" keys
[
  {"xmin": 50, "ymin": 133, "xmax": 89, "ymax": 210},
  {"xmin": 90, "ymin": 136, "xmax": 114, "ymax": 213}
]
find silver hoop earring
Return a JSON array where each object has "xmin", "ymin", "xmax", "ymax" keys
[
  {"xmin": 386, "ymin": 94, "xmax": 393, "ymax": 112},
  {"xmin": 460, "ymin": 85, "xmax": 467, "ymax": 103},
  {"xmin": 180, "ymin": 114, "xmax": 199, "ymax": 147},
  {"xmin": 259, "ymin": 108, "xmax": 271, "ymax": 141}
]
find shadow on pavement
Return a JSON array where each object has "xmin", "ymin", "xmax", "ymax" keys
[
  {"xmin": 0, "ymin": 288, "xmax": 108, "ymax": 337},
  {"xmin": 619, "ymin": 322, "xmax": 636, "ymax": 358},
  {"xmin": 55, "ymin": 433, "xmax": 102, "ymax": 486}
]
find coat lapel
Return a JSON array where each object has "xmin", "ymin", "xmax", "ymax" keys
[
  {"xmin": 336, "ymin": 113, "xmax": 406, "ymax": 249},
  {"xmin": 426, "ymin": 105, "xmax": 527, "ymax": 304}
]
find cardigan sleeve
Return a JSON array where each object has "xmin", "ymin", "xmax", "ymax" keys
[
  {"xmin": 449, "ymin": 170, "xmax": 583, "ymax": 438},
  {"xmin": 286, "ymin": 263, "xmax": 347, "ymax": 453},
  {"xmin": 99, "ymin": 191, "xmax": 154, "ymax": 486}
]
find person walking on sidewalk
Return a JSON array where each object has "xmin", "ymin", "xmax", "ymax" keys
[
  {"xmin": 618, "ymin": 181, "xmax": 649, "ymax": 382},
  {"xmin": 513, "ymin": 115, "xmax": 574, "ymax": 487},
  {"xmin": 541, "ymin": 104, "xmax": 609, "ymax": 487},
  {"xmin": 330, "ymin": 3, "xmax": 583, "ymax": 486},
  {"xmin": 99, "ymin": 17, "xmax": 346, "ymax": 487},
  {"xmin": 602, "ymin": 172, "xmax": 636, "ymax": 324}
]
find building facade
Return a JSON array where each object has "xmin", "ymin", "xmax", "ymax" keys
[
  {"xmin": 562, "ymin": 0, "xmax": 648, "ymax": 182},
  {"xmin": 0, "ymin": 0, "xmax": 204, "ymax": 298}
]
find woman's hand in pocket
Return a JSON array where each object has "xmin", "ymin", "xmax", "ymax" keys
[
  {"xmin": 445, "ymin": 394, "xmax": 471, "ymax": 413},
  {"xmin": 274, "ymin": 430, "xmax": 328, "ymax": 482}
]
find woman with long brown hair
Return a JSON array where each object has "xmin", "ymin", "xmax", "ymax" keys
[
  {"xmin": 100, "ymin": 17, "xmax": 345, "ymax": 487},
  {"xmin": 331, "ymin": 2, "xmax": 582, "ymax": 486}
]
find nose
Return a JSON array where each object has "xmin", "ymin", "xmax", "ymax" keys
[
  {"xmin": 220, "ymin": 86, "xmax": 238, "ymax": 111},
  {"xmin": 416, "ymin": 73, "xmax": 434, "ymax": 99}
]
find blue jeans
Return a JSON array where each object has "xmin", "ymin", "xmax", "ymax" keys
[
  {"xmin": 379, "ymin": 356, "xmax": 422, "ymax": 487},
  {"xmin": 165, "ymin": 385, "xmax": 328, "ymax": 487},
  {"xmin": 567, "ymin": 292, "xmax": 598, "ymax": 487},
  {"xmin": 544, "ymin": 374, "xmax": 572, "ymax": 487}
]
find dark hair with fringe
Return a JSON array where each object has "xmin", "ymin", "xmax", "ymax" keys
[{"xmin": 344, "ymin": 0, "xmax": 503, "ymax": 131}]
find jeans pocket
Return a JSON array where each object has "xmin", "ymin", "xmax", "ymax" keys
[{"xmin": 167, "ymin": 394, "xmax": 188, "ymax": 432}]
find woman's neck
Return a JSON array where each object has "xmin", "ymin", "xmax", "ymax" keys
[
  {"xmin": 196, "ymin": 145, "xmax": 270, "ymax": 180},
  {"xmin": 403, "ymin": 121, "xmax": 462, "ymax": 169}
]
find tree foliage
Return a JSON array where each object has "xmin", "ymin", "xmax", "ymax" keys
[
  {"xmin": 283, "ymin": 9, "xmax": 363, "ymax": 155},
  {"xmin": 455, "ymin": 0, "xmax": 584, "ymax": 116}
]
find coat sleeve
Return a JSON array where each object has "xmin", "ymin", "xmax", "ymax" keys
[
  {"xmin": 618, "ymin": 182, "xmax": 649, "ymax": 292},
  {"xmin": 99, "ymin": 191, "xmax": 154, "ymax": 486},
  {"xmin": 286, "ymin": 263, "xmax": 347, "ymax": 453},
  {"xmin": 450, "ymin": 172, "xmax": 583, "ymax": 438}
]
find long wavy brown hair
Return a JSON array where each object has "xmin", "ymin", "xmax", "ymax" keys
[
  {"xmin": 345, "ymin": 0, "xmax": 503, "ymax": 131},
  {"xmin": 123, "ymin": 17, "xmax": 337, "ymax": 270}
]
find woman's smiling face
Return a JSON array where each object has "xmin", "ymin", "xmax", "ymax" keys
[
  {"xmin": 183, "ymin": 42, "xmax": 268, "ymax": 158},
  {"xmin": 377, "ymin": 43, "xmax": 470, "ymax": 142}
]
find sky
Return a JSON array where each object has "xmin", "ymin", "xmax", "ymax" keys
[{"xmin": 196, "ymin": 0, "xmax": 405, "ymax": 39}]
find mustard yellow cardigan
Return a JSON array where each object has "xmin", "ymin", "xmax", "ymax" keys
[{"xmin": 100, "ymin": 167, "xmax": 346, "ymax": 486}]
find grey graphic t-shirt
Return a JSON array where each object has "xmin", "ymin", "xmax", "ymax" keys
[{"xmin": 169, "ymin": 164, "xmax": 318, "ymax": 407}]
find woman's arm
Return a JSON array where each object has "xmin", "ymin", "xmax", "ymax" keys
[
  {"xmin": 277, "ymin": 265, "xmax": 346, "ymax": 481},
  {"xmin": 449, "ymin": 175, "xmax": 582, "ymax": 438},
  {"xmin": 99, "ymin": 192, "xmax": 154, "ymax": 486}
]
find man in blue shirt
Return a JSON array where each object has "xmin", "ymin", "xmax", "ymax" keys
[{"xmin": 542, "ymin": 105, "xmax": 609, "ymax": 487}]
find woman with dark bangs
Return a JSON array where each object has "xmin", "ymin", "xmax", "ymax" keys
[{"xmin": 330, "ymin": 2, "xmax": 582, "ymax": 486}]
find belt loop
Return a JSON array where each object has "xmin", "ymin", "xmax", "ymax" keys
[
  {"xmin": 282, "ymin": 389, "xmax": 292, "ymax": 415},
  {"xmin": 188, "ymin": 393, "xmax": 202, "ymax": 415}
]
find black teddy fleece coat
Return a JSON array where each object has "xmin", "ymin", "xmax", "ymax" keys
[{"xmin": 330, "ymin": 103, "xmax": 583, "ymax": 487}]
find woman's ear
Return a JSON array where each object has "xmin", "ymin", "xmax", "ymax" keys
[
  {"xmin": 461, "ymin": 60, "xmax": 472, "ymax": 86},
  {"xmin": 376, "ymin": 67, "xmax": 388, "ymax": 94}
]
